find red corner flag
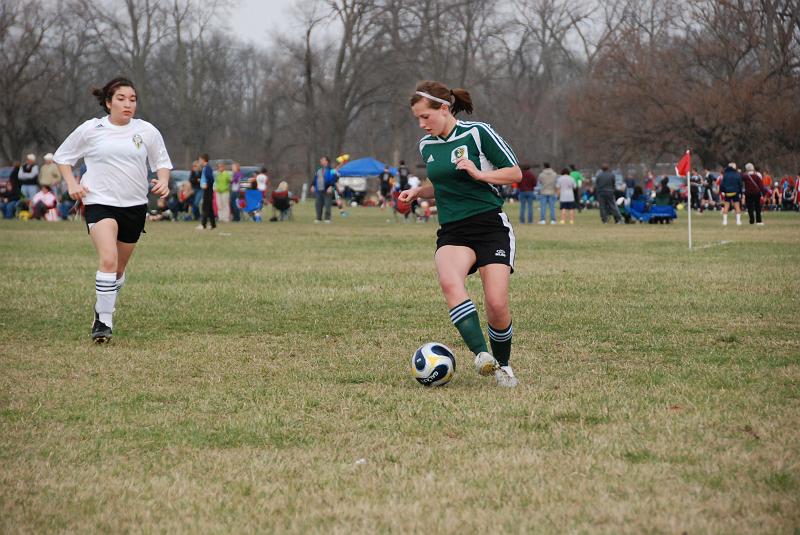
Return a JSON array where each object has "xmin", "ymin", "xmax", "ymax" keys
[{"xmin": 675, "ymin": 149, "xmax": 691, "ymax": 176}]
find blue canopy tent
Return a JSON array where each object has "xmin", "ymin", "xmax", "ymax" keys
[{"xmin": 337, "ymin": 157, "xmax": 397, "ymax": 177}]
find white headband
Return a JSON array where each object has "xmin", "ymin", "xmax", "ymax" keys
[{"xmin": 416, "ymin": 91, "xmax": 452, "ymax": 106}]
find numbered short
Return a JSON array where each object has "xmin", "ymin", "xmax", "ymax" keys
[
  {"xmin": 85, "ymin": 203, "xmax": 147, "ymax": 244},
  {"xmin": 722, "ymin": 192, "xmax": 740, "ymax": 204},
  {"xmin": 436, "ymin": 208, "xmax": 515, "ymax": 275}
]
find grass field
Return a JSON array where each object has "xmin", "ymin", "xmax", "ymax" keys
[{"xmin": 1, "ymin": 203, "xmax": 799, "ymax": 533}]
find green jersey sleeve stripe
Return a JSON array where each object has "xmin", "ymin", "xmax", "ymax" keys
[
  {"xmin": 461, "ymin": 121, "xmax": 518, "ymax": 166},
  {"xmin": 476, "ymin": 123, "xmax": 517, "ymax": 165},
  {"xmin": 418, "ymin": 135, "xmax": 432, "ymax": 157}
]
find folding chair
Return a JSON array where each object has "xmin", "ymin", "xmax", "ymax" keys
[{"xmin": 243, "ymin": 189, "xmax": 264, "ymax": 222}]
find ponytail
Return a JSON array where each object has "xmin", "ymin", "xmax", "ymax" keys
[{"xmin": 449, "ymin": 88, "xmax": 473, "ymax": 115}]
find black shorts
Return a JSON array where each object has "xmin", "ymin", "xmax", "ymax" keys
[
  {"xmin": 722, "ymin": 192, "xmax": 740, "ymax": 204},
  {"xmin": 436, "ymin": 208, "xmax": 515, "ymax": 275},
  {"xmin": 560, "ymin": 201, "xmax": 576, "ymax": 210},
  {"xmin": 85, "ymin": 203, "xmax": 147, "ymax": 244}
]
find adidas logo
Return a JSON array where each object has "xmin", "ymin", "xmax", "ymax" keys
[
  {"xmin": 494, "ymin": 249, "xmax": 507, "ymax": 258},
  {"xmin": 427, "ymin": 154, "xmax": 434, "ymax": 163},
  {"xmin": 95, "ymin": 123, "xmax": 104, "ymax": 128}
]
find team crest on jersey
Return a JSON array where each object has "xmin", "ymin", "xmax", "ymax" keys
[
  {"xmin": 132, "ymin": 134, "xmax": 143, "ymax": 149},
  {"xmin": 427, "ymin": 154, "xmax": 434, "ymax": 163},
  {"xmin": 450, "ymin": 145, "xmax": 468, "ymax": 163}
]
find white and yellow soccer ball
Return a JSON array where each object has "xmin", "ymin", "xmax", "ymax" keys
[{"xmin": 411, "ymin": 342, "xmax": 456, "ymax": 387}]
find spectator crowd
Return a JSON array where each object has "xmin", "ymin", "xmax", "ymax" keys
[{"xmin": 1, "ymin": 153, "xmax": 798, "ymax": 227}]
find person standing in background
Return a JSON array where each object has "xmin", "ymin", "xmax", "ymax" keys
[
  {"xmin": 378, "ymin": 165, "xmax": 393, "ymax": 208},
  {"xmin": 214, "ymin": 162, "xmax": 231, "ymax": 222},
  {"xmin": 310, "ymin": 156, "xmax": 337, "ymax": 223},
  {"xmin": 188, "ymin": 160, "xmax": 202, "ymax": 220},
  {"xmin": 720, "ymin": 162, "xmax": 743, "ymax": 226},
  {"xmin": 569, "ymin": 164, "xmax": 584, "ymax": 211},
  {"xmin": 397, "ymin": 160, "xmax": 410, "ymax": 191},
  {"xmin": 557, "ymin": 168, "xmax": 577, "ymax": 225},
  {"xmin": 742, "ymin": 163, "xmax": 766, "ymax": 225},
  {"xmin": 595, "ymin": 164, "xmax": 622, "ymax": 224},
  {"xmin": 624, "ymin": 174, "xmax": 636, "ymax": 201},
  {"xmin": 537, "ymin": 163, "xmax": 557, "ymax": 225},
  {"xmin": 230, "ymin": 162, "xmax": 242, "ymax": 222},
  {"xmin": 517, "ymin": 164, "xmax": 536, "ymax": 224},
  {"xmin": 256, "ymin": 167, "xmax": 269, "ymax": 196},
  {"xmin": 197, "ymin": 154, "xmax": 216, "ymax": 230},
  {"xmin": 18, "ymin": 154, "xmax": 39, "ymax": 201},
  {"xmin": 38, "ymin": 153, "xmax": 62, "ymax": 194}
]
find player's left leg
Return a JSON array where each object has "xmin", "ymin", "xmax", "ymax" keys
[
  {"xmin": 115, "ymin": 241, "xmax": 136, "ymax": 294},
  {"xmin": 480, "ymin": 264, "xmax": 518, "ymax": 387}
]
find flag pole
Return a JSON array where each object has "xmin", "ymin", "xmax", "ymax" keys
[{"xmin": 687, "ymin": 164, "xmax": 692, "ymax": 250}]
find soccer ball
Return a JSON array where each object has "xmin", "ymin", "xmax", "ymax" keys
[{"xmin": 411, "ymin": 342, "xmax": 456, "ymax": 387}]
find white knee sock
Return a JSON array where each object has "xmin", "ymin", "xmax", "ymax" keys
[
  {"xmin": 95, "ymin": 271, "xmax": 117, "ymax": 328},
  {"xmin": 116, "ymin": 272, "xmax": 126, "ymax": 293}
]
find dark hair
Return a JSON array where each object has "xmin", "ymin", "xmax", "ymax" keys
[
  {"xmin": 399, "ymin": 160, "xmax": 405, "ymax": 165},
  {"xmin": 570, "ymin": 164, "xmax": 577, "ymax": 171},
  {"xmin": 410, "ymin": 80, "xmax": 473, "ymax": 115},
  {"xmin": 560, "ymin": 168, "xmax": 570, "ymax": 175},
  {"xmin": 521, "ymin": 163, "xmax": 531, "ymax": 171},
  {"xmin": 91, "ymin": 77, "xmax": 136, "ymax": 113},
  {"xmin": 199, "ymin": 153, "xmax": 209, "ymax": 162},
  {"xmin": 543, "ymin": 162, "xmax": 551, "ymax": 168},
  {"xmin": 601, "ymin": 163, "xmax": 610, "ymax": 171}
]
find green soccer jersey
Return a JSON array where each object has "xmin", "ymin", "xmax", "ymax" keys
[{"xmin": 419, "ymin": 120, "xmax": 518, "ymax": 224}]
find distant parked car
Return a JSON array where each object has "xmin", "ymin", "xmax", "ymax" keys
[{"xmin": 0, "ymin": 167, "xmax": 12, "ymax": 188}]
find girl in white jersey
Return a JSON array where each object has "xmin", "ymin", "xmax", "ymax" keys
[{"xmin": 54, "ymin": 77, "xmax": 172, "ymax": 343}]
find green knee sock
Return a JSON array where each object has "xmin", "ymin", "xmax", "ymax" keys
[
  {"xmin": 488, "ymin": 322, "xmax": 513, "ymax": 366},
  {"xmin": 450, "ymin": 300, "xmax": 488, "ymax": 355}
]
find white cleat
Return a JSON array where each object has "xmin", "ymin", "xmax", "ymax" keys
[
  {"xmin": 495, "ymin": 365, "xmax": 519, "ymax": 388},
  {"xmin": 474, "ymin": 351, "xmax": 499, "ymax": 376}
]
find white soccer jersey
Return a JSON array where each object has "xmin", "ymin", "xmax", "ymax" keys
[{"xmin": 54, "ymin": 116, "xmax": 173, "ymax": 207}]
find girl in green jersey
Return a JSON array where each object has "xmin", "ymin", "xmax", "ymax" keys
[{"xmin": 400, "ymin": 81, "xmax": 522, "ymax": 387}]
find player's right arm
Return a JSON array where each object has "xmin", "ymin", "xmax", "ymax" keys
[
  {"xmin": 399, "ymin": 183, "xmax": 434, "ymax": 203},
  {"xmin": 58, "ymin": 164, "xmax": 89, "ymax": 200},
  {"xmin": 54, "ymin": 120, "xmax": 91, "ymax": 200}
]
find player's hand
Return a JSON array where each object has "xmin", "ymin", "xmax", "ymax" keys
[
  {"xmin": 68, "ymin": 181, "xmax": 89, "ymax": 201},
  {"xmin": 151, "ymin": 178, "xmax": 170, "ymax": 198},
  {"xmin": 398, "ymin": 188, "xmax": 418, "ymax": 203},
  {"xmin": 455, "ymin": 157, "xmax": 483, "ymax": 180}
]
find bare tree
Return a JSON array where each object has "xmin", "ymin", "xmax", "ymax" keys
[{"xmin": 0, "ymin": 0, "xmax": 54, "ymax": 162}]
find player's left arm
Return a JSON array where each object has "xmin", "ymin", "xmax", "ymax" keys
[
  {"xmin": 150, "ymin": 168, "xmax": 171, "ymax": 198},
  {"xmin": 456, "ymin": 159, "xmax": 521, "ymax": 185},
  {"xmin": 455, "ymin": 124, "xmax": 521, "ymax": 185},
  {"xmin": 146, "ymin": 126, "xmax": 173, "ymax": 198}
]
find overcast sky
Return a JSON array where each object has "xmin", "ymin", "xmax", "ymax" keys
[{"xmin": 231, "ymin": 0, "xmax": 298, "ymax": 46}]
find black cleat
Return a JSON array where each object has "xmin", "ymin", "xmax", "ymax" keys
[{"xmin": 91, "ymin": 316, "xmax": 113, "ymax": 344}]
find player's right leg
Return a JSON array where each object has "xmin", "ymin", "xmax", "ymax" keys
[
  {"xmin": 435, "ymin": 246, "xmax": 495, "ymax": 375},
  {"xmin": 89, "ymin": 218, "xmax": 119, "ymax": 343}
]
